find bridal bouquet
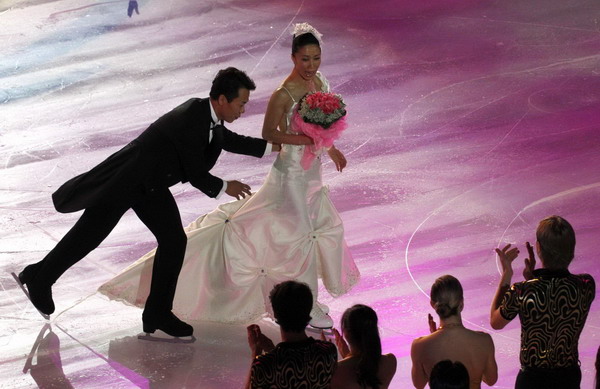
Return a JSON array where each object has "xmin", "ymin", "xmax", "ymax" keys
[{"xmin": 291, "ymin": 91, "xmax": 347, "ymax": 170}]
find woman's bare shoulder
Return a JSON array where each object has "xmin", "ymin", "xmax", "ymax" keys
[
  {"xmin": 271, "ymin": 87, "xmax": 292, "ymax": 102},
  {"xmin": 381, "ymin": 353, "xmax": 398, "ymax": 371},
  {"xmin": 412, "ymin": 331, "xmax": 438, "ymax": 348},
  {"xmin": 464, "ymin": 329, "xmax": 495, "ymax": 350},
  {"xmin": 379, "ymin": 354, "xmax": 398, "ymax": 387},
  {"xmin": 469, "ymin": 329, "xmax": 494, "ymax": 340},
  {"xmin": 330, "ymin": 359, "xmax": 359, "ymax": 389}
]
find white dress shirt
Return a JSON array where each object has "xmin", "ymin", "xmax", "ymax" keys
[{"xmin": 208, "ymin": 100, "xmax": 272, "ymax": 199}]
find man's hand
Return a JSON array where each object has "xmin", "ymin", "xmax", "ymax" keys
[
  {"xmin": 272, "ymin": 143, "xmax": 282, "ymax": 152},
  {"xmin": 226, "ymin": 180, "xmax": 252, "ymax": 200},
  {"xmin": 523, "ymin": 241, "xmax": 536, "ymax": 281},
  {"xmin": 327, "ymin": 146, "xmax": 347, "ymax": 172},
  {"xmin": 247, "ymin": 325, "xmax": 275, "ymax": 358},
  {"xmin": 247, "ymin": 324, "xmax": 262, "ymax": 357}
]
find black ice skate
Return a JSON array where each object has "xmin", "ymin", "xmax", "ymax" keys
[
  {"xmin": 11, "ymin": 271, "xmax": 51, "ymax": 320},
  {"xmin": 139, "ymin": 311, "xmax": 195, "ymax": 343}
]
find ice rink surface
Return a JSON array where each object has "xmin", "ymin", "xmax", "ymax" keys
[{"xmin": 1, "ymin": 0, "xmax": 599, "ymax": 387}]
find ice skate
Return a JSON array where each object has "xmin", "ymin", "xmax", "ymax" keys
[
  {"xmin": 139, "ymin": 311, "xmax": 195, "ymax": 343},
  {"xmin": 137, "ymin": 330, "xmax": 196, "ymax": 344},
  {"xmin": 11, "ymin": 271, "xmax": 51, "ymax": 320},
  {"xmin": 315, "ymin": 301, "xmax": 330, "ymax": 314},
  {"xmin": 309, "ymin": 304, "xmax": 333, "ymax": 329}
]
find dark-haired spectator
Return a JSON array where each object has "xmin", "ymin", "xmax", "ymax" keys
[
  {"xmin": 411, "ymin": 275, "xmax": 497, "ymax": 389},
  {"xmin": 430, "ymin": 360, "xmax": 470, "ymax": 389},
  {"xmin": 245, "ymin": 280, "xmax": 337, "ymax": 389},
  {"xmin": 491, "ymin": 215, "xmax": 595, "ymax": 389},
  {"xmin": 330, "ymin": 304, "xmax": 397, "ymax": 389}
]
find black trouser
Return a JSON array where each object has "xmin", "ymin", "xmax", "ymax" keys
[
  {"xmin": 32, "ymin": 186, "xmax": 187, "ymax": 316},
  {"xmin": 515, "ymin": 364, "xmax": 581, "ymax": 389}
]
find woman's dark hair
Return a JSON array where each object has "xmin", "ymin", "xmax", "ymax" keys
[
  {"xmin": 209, "ymin": 67, "xmax": 256, "ymax": 102},
  {"xmin": 269, "ymin": 280, "xmax": 312, "ymax": 332},
  {"xmin": 341, "ymin": 304, "xmax": 382, "ymax": 389},
  {"xmin": 429, "ymin": 360, "xmax": 470, "ymax": 389},
  {"xmin": 292, "ymin": 32, "xmax": 320, "ymax": 54},
  {"xmin": 430, "ymin": 275, "xmax": 463, "ymax": 319}
]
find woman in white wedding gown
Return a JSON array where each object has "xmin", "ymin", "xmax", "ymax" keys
[{"xmin": 99, "ymin": 23, "xmax": 360, "ymax": 328}]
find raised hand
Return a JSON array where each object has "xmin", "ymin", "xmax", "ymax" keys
[
  {"xmin": 332, "ymin": 328, "xmax": 351, "ymax": 358},
  {"xmin": 226, "ymin": 180, "xmax": 252, "ymax": 200},
  {"xmin": 247, "ymin": 324, "xmax": 262, "ymax": 357},
  {"xmin": 523, "ymin": 241, "xmax": 536, "ymax": 281},
  {"xmin": 247, "ymin": 324, "xmax": 274, "ymax": 357},
  {"xmin": 327, "ymin": 146, "xmax": 347, "ymax": 172},
  {"xmin": 495, "ymin": 244, "xmax": 520, "ymax": 278},
  {"xmin": 428, "ymin": 313, "xmax": 437, "ymax": 333}
]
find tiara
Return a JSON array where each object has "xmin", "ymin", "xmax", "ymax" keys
[{"xmin": 291, "ymin": 22, "xmax": 323, "ymax": 45}]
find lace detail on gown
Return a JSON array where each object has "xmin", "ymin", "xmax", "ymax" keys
[{"xmin": 98, "ymin": 71, "xmax": 360, "ymax": 323}]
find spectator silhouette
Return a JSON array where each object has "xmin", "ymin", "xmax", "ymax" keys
[
  {"xmin": 491, "ymin": 215, "xmax": 595, "ymax": 389},
  {"xmin": 430, "ymin": 360, "xmax": 470, "ymax": 389},
  {"xmin": 411, "ymin": 275, "xmax": 497, "ymax": 389},
  {"xmin": 245, "ymin": 280, "xmax": 337, "ymax": 389},
  {"xmin": 330, "ymin": 304, "xmax": 397, "ymax": 389}
]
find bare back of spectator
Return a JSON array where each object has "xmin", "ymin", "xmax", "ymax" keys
[
  {"xmin": 330, "ymin": 304, "xmax": 397, "ymax": 389},
  {"xmin": 411, "ymin": 275, "xmax": 498, "ymax": 389}
]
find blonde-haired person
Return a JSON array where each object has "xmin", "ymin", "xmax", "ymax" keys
[{"xmin": 411, "ymin": 275, "xmax": 498, "ymax": 389}]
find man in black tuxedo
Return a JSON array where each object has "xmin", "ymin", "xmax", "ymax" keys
[{"xmin": 17, "ymin": 67, "xmax": 280, "ymax": 338}]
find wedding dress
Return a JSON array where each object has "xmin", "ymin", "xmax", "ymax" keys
[{"xmin": 98, "ymin": 72, "xmax": 360, "ymax": 324}]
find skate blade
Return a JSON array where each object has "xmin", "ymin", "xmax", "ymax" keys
[
  {"xmin": 137, "ymin": 331, "xmax": 196, "ymax": 344},
  {"xmin": 307, "ymin": 326, "xmax": 334, "ymax": 337},
  {"xmin": 10, "ymin": 272, "xmax": 50, "ymax": 320}
]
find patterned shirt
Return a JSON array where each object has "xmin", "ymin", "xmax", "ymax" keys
[
  {"xmin": 500, "ymin": 268, "xmax": 595, "ymax": 368},
  {"xmin": 250, "ymin": 337, "xmax": 337, "ymax": 389}
]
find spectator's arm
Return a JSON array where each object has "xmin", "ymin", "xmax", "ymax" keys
[
  {"xmin": 482, "ymin": 334, "xmax": 498, "ymax": 385},
  {"xmin": 490, "ymin": 244, "xmax": 518, "ymax": 330},
  {"xmin": 490, "ymin": 283, "xmax": 511, "ymax": 329},
  {"xmin": 410, "ymin": 339, "xmax": 427, "ymax": 389},
  {"xmin": 245, "ymin": 370, "xmax": 252, "ymax": 389}
]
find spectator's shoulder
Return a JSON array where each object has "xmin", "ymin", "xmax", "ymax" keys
[
  {"xmin": 252, "ymin": 349, "xmax": 277, "ymax": 369},
  {"xmin": 509, "ymin": 279, "xmax": 530, "ymax": 293},
  {"xmin": 576, "ymin": 273, "xmax": 596, "ymax": 292},
  {"xmin": 314, "ymin": 339, "xmax": 337, "ymax": 356},
  {"xmin": 576, "ymin": 273, "xmax": 595, "ymax": 282},
  {"xmin": 474, "ymin": 330, "xmax": 495, "ymax": 347}
]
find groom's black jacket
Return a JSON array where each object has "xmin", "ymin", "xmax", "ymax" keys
[{"xmin": 52, "ymin": 98, "xmax": 267, "ymax": 213}]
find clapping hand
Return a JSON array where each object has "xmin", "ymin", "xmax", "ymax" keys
[
  {"xmin": 331, "ymin": 328, "xmax": 351, "ymax": 358},
  {"xmin": 523, "ymin": 241, "xmax": 536, "ymax": 281},
  {"xmin": 495, "ymin": 244, "xmax": 520, "ymax": 277},
  {"xmin": 247, "ymin": 324, "xmax": 275, "ymax": 358},
  {"xmin": 428, "ymin": 313, "xmax": 437, "ymax": 333},
  {"xmin": 320, "ymin": 328, "xmax": 352, "ymax": 358}
]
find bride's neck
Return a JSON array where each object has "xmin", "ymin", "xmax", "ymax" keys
[{"xmin": 288, "ymin": 71, "xmax": 318, "ymax": 90}]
